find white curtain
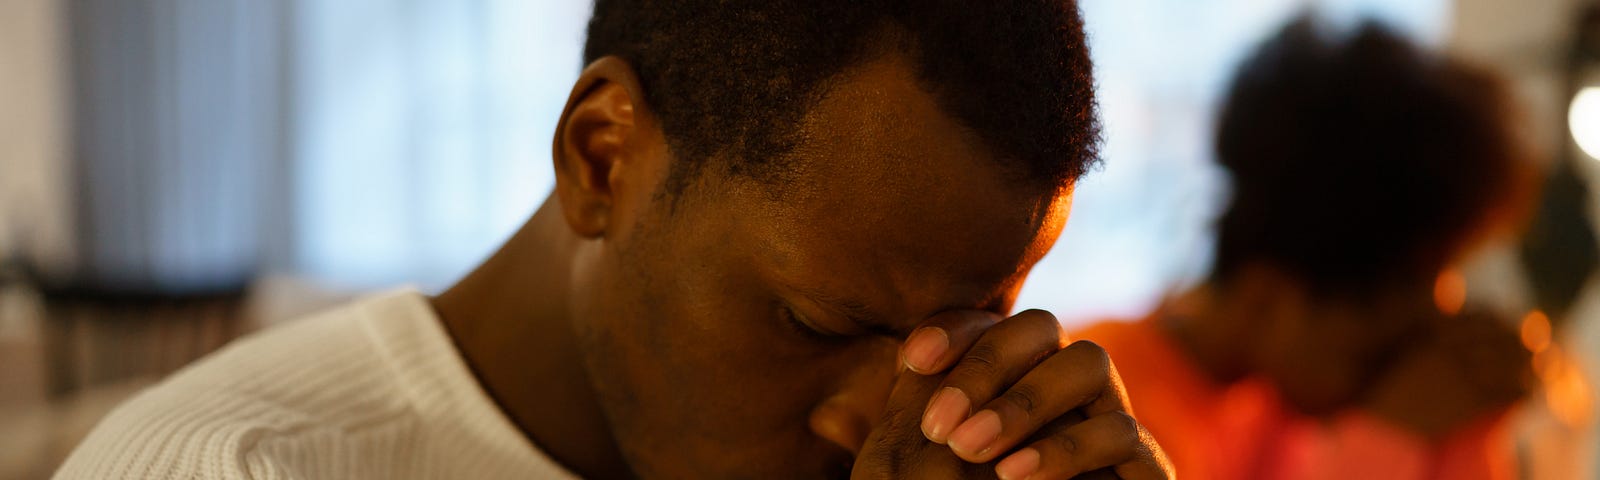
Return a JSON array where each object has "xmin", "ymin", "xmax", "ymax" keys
[
  {"xmin": 62, "ymin": 0, "xmax": 284, "ymax": 292},
  {"xmin": 285, "ymin": 0, "xmax": 1451, "ymax": 316}
]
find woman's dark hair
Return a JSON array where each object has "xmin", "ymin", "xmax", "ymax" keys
[{"xmin": 1212, "ymin": 16, "xmax": 1528, "ymax": 294}]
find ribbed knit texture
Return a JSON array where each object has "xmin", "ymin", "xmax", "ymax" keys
[{"xmin": 54, "ymin": 289, "xmax": 580, "ymax": 480}]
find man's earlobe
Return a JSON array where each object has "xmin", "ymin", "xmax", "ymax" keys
[{"xmin": 551, "ymin": 57, "xmax": 647, "ymax": 239}]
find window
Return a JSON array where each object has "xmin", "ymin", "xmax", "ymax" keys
[
  {"xmin": 288, "ymin": 0, "xmax": 1452, "ymax": 322},
  {"xmin": 1015, "ymin": 0, "xmax": 1452, "ymax": 322}
]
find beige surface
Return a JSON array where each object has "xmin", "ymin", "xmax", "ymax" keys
[
  {"xmin": 0, "ymin": 377, "xmax": 154, "ymax": 480},
  {"xmin": 0, "ymin": 285, "xmax": 150, "ymax": 480}
]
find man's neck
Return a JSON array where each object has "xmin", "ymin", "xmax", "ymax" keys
[{"xmin": 431, "ymin": 199, "xmax": 631, "ymax": 479}]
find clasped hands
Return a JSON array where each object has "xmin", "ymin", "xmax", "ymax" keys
[{"xmin": 852, "ymin": 310, "xmax": 1173, "ymax": 480}]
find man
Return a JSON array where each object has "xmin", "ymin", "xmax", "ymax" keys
[
  {"xmin": 58, "ymin": 1, "xmax": 1172, "ymax": 478},
  {"xmin": 1072, "ymin": 18, "xmax": 1537, "ymax": 479}
]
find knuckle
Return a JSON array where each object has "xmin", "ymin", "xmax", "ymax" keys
[
  {"xmin": 879, "ymin": 402, "xmax": 915, "ymax": 426},
  {"xmin": 1045, "ymin": 429, "xmax": 1082, "ymax": 457},
  {"xmin": 887, "ymin": 429, "xmax": 925, "ymax": 456},
  {"xmin": 1011, "ymin": 309, "xmax": 1064, "ymax": 338},
  {"xmin": 1014, "ymin": 308, "xmax": 1059, "ymax": 326},
  {"xmin": 1068, "ymin": 340, "xmax": 1112, "ymax": 372},
  {"xmin": 999, "ymin": 382, "xmax": 1045, "ymax": 417},
  {"xmin": 858, "ymin": 444, "xmax": 900, "ymax": 476},
  {"xmin": 878, "ymin": 403, "xmax": 930, "ymax": 446},
  {"xmin": 1105, "ymin": 410, "xmax": 1141, "ymax": 442},
  {"xmin": 955, "ymin": 341, "xmax": 1004, "ymax": 377},
  {"xmin": 861, "ymin": 412, "xmax": 926, "ymax": 475},
  {"xmin": 1068, "ymin": 339, "xmax": 1109, "ymax": 360}
]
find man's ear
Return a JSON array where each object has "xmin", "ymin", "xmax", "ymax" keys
[{"xmin": 551, "ymin": 56, "xmax": 659, "ymax": 238}]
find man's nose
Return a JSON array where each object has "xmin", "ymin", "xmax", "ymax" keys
[{"xmin": 808, "ymin": 339, "xmax": 898, "ymax": 455}]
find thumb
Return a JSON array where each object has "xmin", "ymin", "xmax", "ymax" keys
[{"xmin": 853, "ymin": 357, "xmax": 945, "ymax": 476}]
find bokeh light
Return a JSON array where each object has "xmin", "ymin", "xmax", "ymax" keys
[
  {"xmin": 1573, "ymin": 87, "xmax": 1600, "ymax": 160},
  {"xmin": 1433, "ymin": 269, "xmax": 1467, "ymax": 315},
  {"xmin": 1522, "ymin": 310, "xmax": 1552, "ymax": 353}
]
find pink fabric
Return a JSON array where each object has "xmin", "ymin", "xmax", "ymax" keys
[{"xmin": 1074, "ymin": 319, "xmax": 1513, "ymax": 480}]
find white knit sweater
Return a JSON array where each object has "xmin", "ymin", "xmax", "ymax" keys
[{"xmin": 54, "ymin": 289, "xmax": 580, "ymax": 480}]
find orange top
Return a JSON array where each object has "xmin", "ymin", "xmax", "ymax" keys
[{"xmin": 1075, "ymin": 318, "xmax": 1515, "ymax": 480}]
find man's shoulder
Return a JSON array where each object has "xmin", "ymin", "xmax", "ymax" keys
[{"xmin": 54, "ymin": 292, "xmax": 426, "ymax": 480}]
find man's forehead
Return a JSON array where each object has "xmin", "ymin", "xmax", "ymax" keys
[{"xmin": 739, "ymin": 53, "xmax": 1070, "ymax": 330}]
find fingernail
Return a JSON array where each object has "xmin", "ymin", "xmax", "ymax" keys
[
  {"xmin": 948, "ymin": 409, "xmax": 1002, "ymax": 457},
  {"xmin": 902, "ymin": 327, "xmax": 949, "ymax": 373},
  {"xmin": 921, "ymin": 387, "xmax": 970, "ymax": 444},
  {"xmin": 996, "ymin": 448, "xmax": 1041, "ymax": 480}
]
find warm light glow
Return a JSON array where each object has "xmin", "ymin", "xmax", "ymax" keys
[
  {"xmin": 1535, "ymin": 346, "xmax": 1595, "ymax": 428},
  {"xmin": 1432, "ymin": 269, "xmax": 1466, "ymax": 315},
  {"xmin": 1520, "ymin": 310, "xmax": 1552, "ymax": 353},
  {"xmin": 1573, "ymin": 87, "xmax": 1600, "ymax": 160}
]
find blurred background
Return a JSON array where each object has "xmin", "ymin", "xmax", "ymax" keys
[{"xmin": 1, "ymin": 0, "xmax": 1598, "ymax": 478}]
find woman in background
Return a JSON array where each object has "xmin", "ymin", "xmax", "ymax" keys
[{"xmin": 1075, "ymin": 16, "xmax": 1546, "ymax": 479}]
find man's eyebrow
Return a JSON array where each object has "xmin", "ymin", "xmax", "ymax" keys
[{"xmin": 793, "ymin": 287, "xmax": 911, "ymax": 338}]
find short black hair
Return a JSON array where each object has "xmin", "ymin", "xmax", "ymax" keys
[
  {"xmin": 1212, "ymin": 16, "xmax": 1527, "ymax": 295},
  {"xmin": 584, "ymin": 0, "xmax": 1100, "ymax": 192}
]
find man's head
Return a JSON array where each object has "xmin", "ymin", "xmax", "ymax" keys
[
  {"xmin": 583, "ymin": 0, "xmax": 1099, "ymax": 194},
  {"xmin": 548, "ymin": 1, "xmax": 1098, "ymax": 476},
  {"xmin": 1205, "ymin": 17, "xmax": 1532, "ymax": 413}
]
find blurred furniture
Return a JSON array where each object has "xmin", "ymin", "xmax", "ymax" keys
[{"xmin": 34, "ymin": 281, "xmax": 247, "ymax": 398}]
